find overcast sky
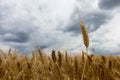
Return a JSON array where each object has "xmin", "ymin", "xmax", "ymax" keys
[{"xmin": 0, "ymin": 0, "xmax": 120, "ymax": 54}]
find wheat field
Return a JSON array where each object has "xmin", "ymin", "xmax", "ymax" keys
[{"xmin": 0, "ymin": 48, "xmax": 120, "ymax": 80}]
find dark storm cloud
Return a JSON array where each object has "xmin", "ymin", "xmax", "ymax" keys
[
  {"xmin": 40, "ymin": 45, "xmax": 49, "ymax": 49},
  {"xmin": 99, "ymin": 0, "xmax": 120, "ymax": 10},
  {"xmin": 3, "ymin": 32, "xmax": 30, "ymax": 43},
  {"xmin": 0, "ymin": 17, "xmax": 36, "ymax": 43},
  {"xmin": 83, "ymin": 12, "xmax": 111, "ymax": 31},
  {"xmin": 60, "ymin": 8, "xmax": 111, "ymax": 36}
]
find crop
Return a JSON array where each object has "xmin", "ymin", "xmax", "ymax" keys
[{"xmin": 0, "ymin": 48, "xmax": 120, "ymax": 80}]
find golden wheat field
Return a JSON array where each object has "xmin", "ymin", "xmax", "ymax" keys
[{"xmin": 0, "ymin": 48, "xmax": 120, "ymax": 80}]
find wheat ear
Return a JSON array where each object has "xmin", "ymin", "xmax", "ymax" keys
[{"xmin": 80, "ymin": 22, "xmax": 89, "ymax": 52}]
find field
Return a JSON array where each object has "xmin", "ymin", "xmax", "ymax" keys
[{"xmin": 0, "ymin": 49, "xmax": 120, "ymax": 80}]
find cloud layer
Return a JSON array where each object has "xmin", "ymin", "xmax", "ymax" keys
[
  {"xmin": 0, "ymin": 0, "xmax": 120, "ymax": 54},
  {"xmin": 99, "ymin": 0, "xmax": 120, "ymax": 10}
]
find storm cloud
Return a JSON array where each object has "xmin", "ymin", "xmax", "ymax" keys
[
  {"xmin": 60, "ymin": 9, "xmax": 112, "ymax": 36},
  {"xmin": 2, "ymin": 32, "xmax": 30, "ymax": 43},
  {"xmin": 0, "ymin": 16, "xmax": 35, "ymax": 42},
  {"xmin": 99, "ymin": 0, "xmax": 120, "ymax": 10}
]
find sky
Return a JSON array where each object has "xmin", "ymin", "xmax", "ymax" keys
[{"xmin": 0, "ymin": 0, "xmax": 120, "ymax": 54}]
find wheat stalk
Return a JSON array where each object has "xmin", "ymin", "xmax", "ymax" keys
[{"xmin": 80, "ymin": 22, "xmax": 89, "ymax": 80}]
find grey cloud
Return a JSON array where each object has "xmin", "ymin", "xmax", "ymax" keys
[
  {"xmin": 40, "ymin": 45, "xmax": 49, "ymax": 49},
  {"xmin": 15, "ymin": 44, "xmax": 32, "ymax": 54},
  {"xmin": 91, "ymin": 48, "xmax": 110, "ymax": 54},
  {"xmin": 0, "ymin": 5, "xmax": 11, "ymax": 34},
  {"xmin": 0, "ymin": 5, "xmax": 36, "ymax": 53},
  {"xmin": 99, "ymin": 0, "xmax": 120, "ymax": 10},
  {"xmin": 95, "ymin": 49, "xmax": 120, "ymax": 55},
  {"xmin": 30, "ymin": 31, "xmax": 60, "ymax": 50},
  {"xmin": 0, "ymin": 5, "xmax": 11, "ymax": 19},
  {"xmin": 0, "ymin": 16, "xmax": 36, "ymax": 43},
  {"xmin": 15, "ymin": 32, "xmax": 30, "ymax": 43},
  {"xmin": 3, "ymin": 32, "xmax": 30, "ymax": 43},
  {"xmin": 59, "ymin": 8, "xmax": 111, "ymax": 36},
  {"xmin": 58, "ymin": 8, "xmax": 80, "ymax": 36},
  {"xmin": 39, "ymin": 35, "xmax": 59, "ymax": 50},
  {"xmin": 83, "ymin": 12, "xmax": 111, "ymax": 31}
]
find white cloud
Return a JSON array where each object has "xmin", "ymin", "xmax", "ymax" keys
[{"xmin": 90, "ymin": 13, "xmax": 120, "ymax": 53}]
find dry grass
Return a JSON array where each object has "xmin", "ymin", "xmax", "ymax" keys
[{"xmin": 0, "ymin": 49, "xmax": 120, "ymax": 80}]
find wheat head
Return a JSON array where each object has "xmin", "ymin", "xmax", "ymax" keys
[{"xmin": 80, "ymin": 22, "xmax": 89, "ymax": 49}]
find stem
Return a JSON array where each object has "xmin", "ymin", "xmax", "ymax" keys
[
  {"xmin": 81, "ymin": 55, "xmax": 87, "ymax": 80},
  {"xmin": 86, "ymin": 47, "xmax": 88, "ymax": 54},
  {"xmin": 81, "ymin": 47, "xmax": 88, "ymax": 80}
]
